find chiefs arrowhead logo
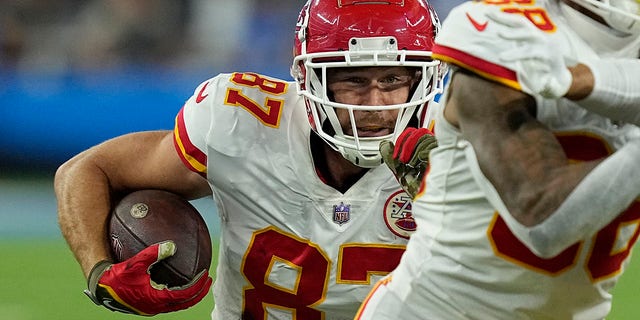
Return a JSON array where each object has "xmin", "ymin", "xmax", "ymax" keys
[
  {"xmin": 466, "ymin": 12, "xmax": 488, "ymax": 32},
  {"xmin": 196, "ymin": 82, "xmax": 210, "ymax": 103},
  {"xmin": 383, "ymin": 190, "xmax": 416, "ymax": 239}
]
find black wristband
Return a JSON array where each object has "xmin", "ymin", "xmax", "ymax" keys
[{"xmin": 84, "ymin": 260, "xmax": 112, "ymax": 305}]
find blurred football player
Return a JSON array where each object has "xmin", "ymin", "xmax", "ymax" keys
[
  {"xmin": 357, "ymin": 0, "xmax": 640, "ymax": 319},
  {"xmin": 54, "ymin": 0, "xmax": 443, "ymax": 318}
]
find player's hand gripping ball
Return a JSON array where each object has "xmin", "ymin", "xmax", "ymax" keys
[
  {"xmin": 85, "ymin": 242, "xmax": 212, "ymax": 315},
  {"xmin": 84, "ymin": 189, "xmax": 213, "ymax": 315},
  {"xmin": 380, "ymin": 127, "xmax": 437, "ymax": 199}
]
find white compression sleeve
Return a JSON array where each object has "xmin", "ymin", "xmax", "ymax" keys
[
  {"xmin": 578, "ymin": 59, "xmax": 640, "ymax": 125},
  {"xmin": 500, "ymin": 138, "xmax": 640, "ymax": 258}
]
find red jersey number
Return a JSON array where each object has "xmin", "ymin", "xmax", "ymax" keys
[
  {"xmin": 224, "ymin": 72, "xmax": 287, "ymax": 128},
  {"xmin": 241, "ymin": 227, "xmax": 404, "ymax": 319}
]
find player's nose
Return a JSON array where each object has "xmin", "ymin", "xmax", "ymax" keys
[{"xmin": 362, "ymin": 87, "xmax": 386, "ymax": 106}]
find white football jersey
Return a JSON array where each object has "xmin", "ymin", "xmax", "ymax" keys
[
  {"xmin": 173, "ymin": 72, "xmax": 414, "ymax": 320},
  {"xmin": 361, "ymin": 1, "xmax": 640, "ymax": 319}
]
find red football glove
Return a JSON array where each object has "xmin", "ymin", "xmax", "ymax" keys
[
  {"xmin": 84, "ymin": 241, "xmax": 212, "ymax": 316},
  {"xmin": 380, "ymin": 127, "xmax": 437, "ymax": 198}
]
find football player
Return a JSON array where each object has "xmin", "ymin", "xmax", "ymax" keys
[
  {"xmin": 54, "ymin": 0, "xmax": 443, "ymax": 318},
  {"xmin": 357, "ymin": 0, "xmax": 640, "ymax": 319}
]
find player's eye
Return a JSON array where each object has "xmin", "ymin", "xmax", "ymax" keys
[{"xmin": 378, "ymin": 75, "xmax": 413, "ymax": 89}]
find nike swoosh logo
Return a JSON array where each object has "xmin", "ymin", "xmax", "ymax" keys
[
  {"xmin": 466, "ymin": 12, "xmax": 488, "ymax": 32},
  {"xmin": 196, "ymin": 82, "xmax": 210, "ymax": 103}
]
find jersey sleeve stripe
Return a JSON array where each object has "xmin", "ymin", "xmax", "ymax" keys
[
  {"xmin": 173, "ymin": 107, "xmax": 207, "ymax": 175},
  {"xmin": 432, "ymin": 44, "xmax": 521, "ymax": 91}
]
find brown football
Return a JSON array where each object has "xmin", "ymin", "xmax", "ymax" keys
[{"xmin": 108, "ymin": 189, "xmax": 212, "ymax": 287}]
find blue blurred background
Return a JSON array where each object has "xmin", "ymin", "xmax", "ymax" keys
[
  {"xmin": 0, "ymin": 0, "xmax": 461, "ymax": 176},
  {"xmin": 0, "ymin": 0, "xmax": 462, "ymax": 237},
  {"xmin": 0, "ymin": 0, "xmax": 465, "ymax": 270}
]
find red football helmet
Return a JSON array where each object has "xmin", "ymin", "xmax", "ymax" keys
[
  {"xmin": 560, "ymin": 0, "xmax": 640, "ymax": 57},
  {"xmin": 291, "ymin": 0, "xmax": 443, "ymax": 168}
]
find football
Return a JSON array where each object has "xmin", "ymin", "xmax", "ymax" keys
[{"xmin": 108, "ymin": 189, "xmax": 212, "ymax": 287}]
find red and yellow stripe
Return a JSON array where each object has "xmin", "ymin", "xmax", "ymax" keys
[
  {"xmin": 173, "ymin": 107, "xmax": 207, "ymax": 177},
  {"xmin": 433, "ymin": 43, "xmax": 521, "ymax": 91}
]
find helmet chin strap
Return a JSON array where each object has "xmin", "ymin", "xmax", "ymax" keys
[
  {"xmin": 336, "ymin": 143, "xmax": 385, "ymax": 168},
  {"xmin": 318, "ymin": 117, "xmax": 386, "ymax": 168}
]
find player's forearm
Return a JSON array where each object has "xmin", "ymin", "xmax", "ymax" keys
[
  {"xmin": 499, "ymin": 139, "xmax": 640, "ymax": 258},
  {"xmin": 454, "ymin": 72, "xmax": 640, "ymax": 257},
  {"xmin": 452, "ymin": 70, "xmax": 582, "ymax": 226},
  {"xmin": 571, "ymin": 59, "xmax": 640, "ymax": 125},
  {"xmin": 472, "ymin": 119, "xmax": 600, "ymax": 231},
  {"xmin": 55, "ymin": 155, "xmax": 114, "ymax": 278}
]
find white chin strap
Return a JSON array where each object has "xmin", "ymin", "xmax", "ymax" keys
[
  {"xmin": 335, "ymin": 137, "xmax": 389, "ymax": 168},
  {"xmin": 338, "ymin": 148, "xmax": 384, "ymax": 168}
]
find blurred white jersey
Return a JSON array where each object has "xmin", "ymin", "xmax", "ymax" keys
[
  {"xmin": 357, "ymin": 1, "xmax": 640, "ymax": 319},
  {"xmin": 173, "ymin": 72, "xmax": 414, "ymax": 320}
]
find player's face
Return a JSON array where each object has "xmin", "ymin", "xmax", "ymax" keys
[{"xmin": 326, "ymin": 67, "xmax": 417, "ymax": 137}]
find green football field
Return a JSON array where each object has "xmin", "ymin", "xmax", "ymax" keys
[
  {"xmin": 1, "ymin": 239, "xmax": 640, "ymax": 320},
  {"xmin": 1, "ymin": 178, "xmax": 639, "ymax": 319},
  {"xmin": 0, "ymin": 239, "xmax": 218, "ymax": 320}
]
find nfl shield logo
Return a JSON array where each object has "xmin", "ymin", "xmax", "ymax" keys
[{"xmin": 333, "ymin": 202, "xmax": 351, "ymax": 225}]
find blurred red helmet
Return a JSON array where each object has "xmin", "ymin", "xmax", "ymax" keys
[{"xmin": 291, "ymin": 0, "xmax": 443, "ymax": 168}]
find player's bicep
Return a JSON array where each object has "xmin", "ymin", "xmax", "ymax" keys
[{"xmin": 99, "ymin": 130, "xmax": 210, "ymax": 199}]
